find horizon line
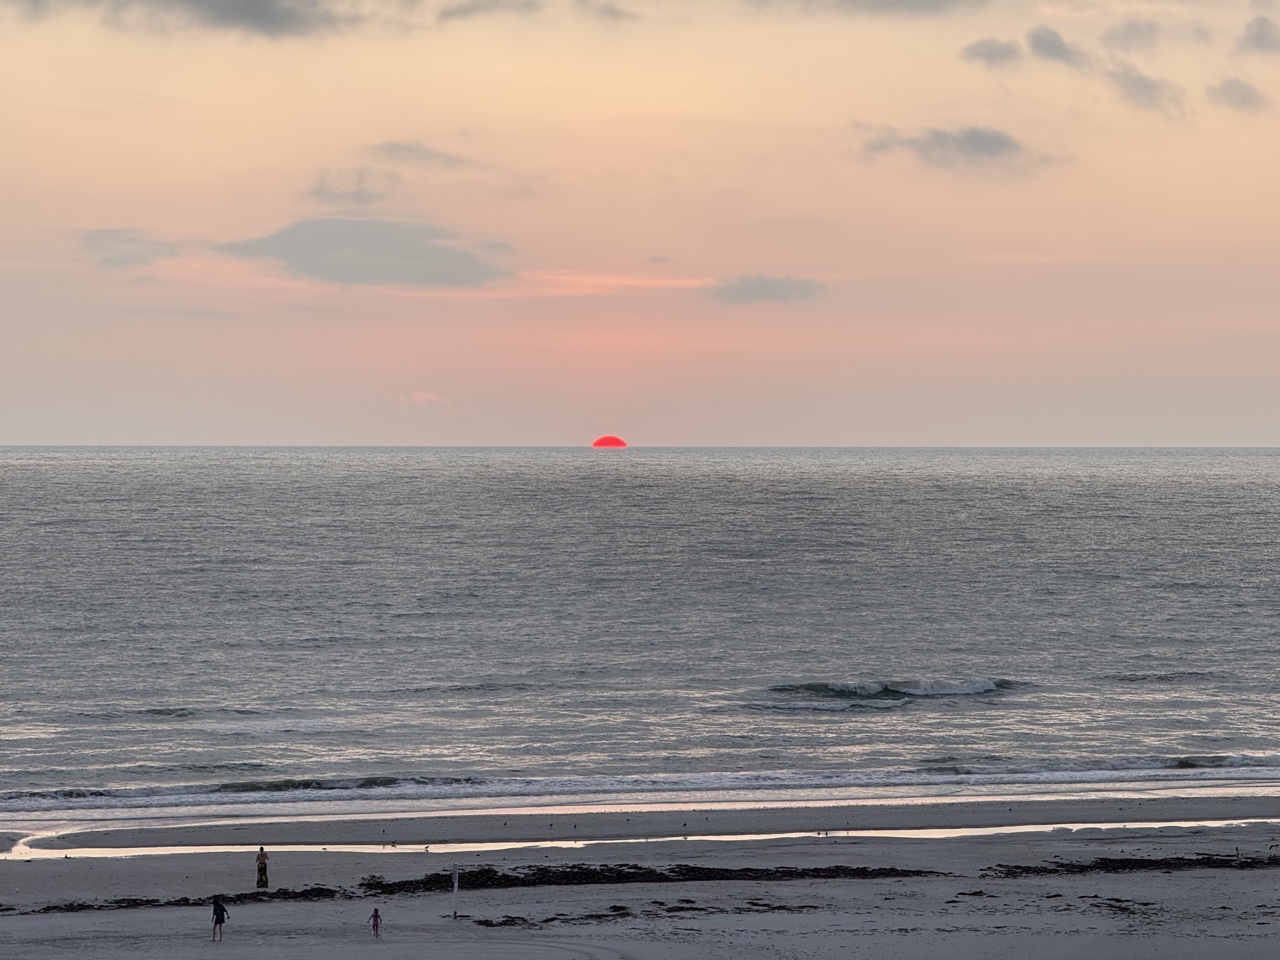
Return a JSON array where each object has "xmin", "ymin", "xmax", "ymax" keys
[{"xmin": 4, "ymin": 444, "xmax": 1280, "ymax": 452}]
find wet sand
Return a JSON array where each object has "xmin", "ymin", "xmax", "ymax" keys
[{"xmin": 4, "ymin": 795, "xmax": 1280, "ymax": 958}]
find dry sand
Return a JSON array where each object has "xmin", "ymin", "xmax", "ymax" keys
[{"xmin": 4, "ymin": 796, "xmax": 1280, "ymax": 959}]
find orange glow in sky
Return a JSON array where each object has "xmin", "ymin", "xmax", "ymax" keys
[{"xmin": 2, "ymin": 1, "xmax": 1279, "ymax": 445}]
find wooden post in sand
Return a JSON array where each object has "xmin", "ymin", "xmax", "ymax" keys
[{"xmin": 452, "ymin": 863, "xmax": 459, "ymax": 919}]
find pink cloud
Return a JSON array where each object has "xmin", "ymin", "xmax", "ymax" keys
[{"xmin": 403, "ymin": 390, "xmax": 453, "ymax": 410}]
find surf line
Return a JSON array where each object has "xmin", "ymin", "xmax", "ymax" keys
[{"xmin": 7, "ymin": 817, "xmax": 1280, "ymax": 862}]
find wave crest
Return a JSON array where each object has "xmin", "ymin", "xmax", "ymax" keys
[
  {"xmin": 744, "ymin": 698, "xmax": 909, "ymax": 713},
  {"xmin": 8, "ymin": 753, "xmax": 1280, "ymax": 815},
  {"xmin": 770, "ymin": 678, "xmax": 1012, "ymax": 700}
]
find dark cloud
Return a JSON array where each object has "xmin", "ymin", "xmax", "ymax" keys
[
  {"xmin": 219, "ymin": 218, "xmax": 505, "ymax": 287},
  {"xmin": 1206, "ymin": 76, "xmax": 1269, "ymax": 112},
  {"xmin": 370, "ymin": 141, "xmax": 472, "ymax": 167},
  {"xmin": 960, "ymin": 37, "xmax": 1021, "ymax": 67},
  {"xmin": 78, "ymin": 228, "xmax": 181, "ymax": 268},
  {"xmin": 6, "ymin": 0, "xmax": 374, "ymax": 36},
  {"xmin": 307, "ymin": 167, "xmax": 401, "ymax": 205},
  {"xmin": 1107, "ymin": 64, "xmax": 1185, "ymax": 118},
  {"xmin": 574, "ymin": 0, "xmax": 637, "ymax": 20},
  {"xmin": 863, "ymin": 125, "xmax": 1024, "ymax": 169},
  {"xmin": 6, "ymin": 0, "xmax": 553, "ymax": 32},
  {"xmin": 1237, "ymin": 15, "xmax": 1280, "ymax": 53},
  {"xmin": 707, "ymin": 273, "xmax": 823, "ymax": 304},
  {"xmin": 437, "ymin": 0, "xmax": 540, "ymax": 22},
  {"xmin": 1101, "ymin": 18, "xmax": 1161, "ymax": 51},
  {"xmin": 0, "ymin": 0, "xmax": 1009, "ymax": 33},
  {"xmin": 1026, "ymin": 25, "xmax": 1088, "ymax": 67}
]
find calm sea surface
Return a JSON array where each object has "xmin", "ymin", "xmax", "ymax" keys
[{"xmin": 2, "ymin": 447, "xmax": 1279, "ymax": 823}]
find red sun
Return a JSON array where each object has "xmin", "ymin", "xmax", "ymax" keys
[{"xmin": 592, "ymin": 435, "xmax": 628, "ymax": 448}]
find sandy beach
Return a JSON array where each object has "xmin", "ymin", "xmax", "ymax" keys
[{"xmin": 5, "ymin": 796, "xmax": 1280, "ymax": 959}]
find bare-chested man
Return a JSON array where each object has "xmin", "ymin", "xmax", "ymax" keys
[{"xmin": 255, "ymin": 846, "xmax": 269, "ymax": 888}]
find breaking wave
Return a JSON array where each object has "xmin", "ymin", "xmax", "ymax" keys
[
  {"xmin": 743, "ymin": 678, "xmax": 1021, "ymax": 713},
  {"xmin": 1109, "ymin": 672, "xmax": 1222, "ymax": 684},
  {"xmin": 76, "ymin": 707, "xmax": 268, "ymax": 721},
  {"xmin": 770, "ymin": 678, "xmax": 1016, "ymax": 699},
  {"xmin": 7, "ymin": 753, "xmax": 1280, "ymax": 815},
  {"xmin": 745, "ymin": 698, "xmax": 910, "ymax": 712}
]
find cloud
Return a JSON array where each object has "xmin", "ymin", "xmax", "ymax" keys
[
  {"xmin": 1101, "ymin": 18, "xmax": 1161, "ymax": 51},
  {"xmin": 574, "ymin": 0, "xmax": 637, "ymax": 20},
  {"xmin": 863, "ymin": 125, "xmax": 1025, "ymax": 169},
  {"xmin": 7, "ymin": 0, "xmax": 555, "ymax": 32},
  {"xmin": 397, "ymin": 389, "xmax": 458, "ymax": 419},
  {"xmin": 307, "ymin": 167, "xmax": 401, "ymax": 205},
  {"xmin": 5, "ymin": 0, "xmax": 990, "ymax": 31},
  {"xmin": 1206, "ymin": 76, "xmax": 1270, "ymax": 112},
  {"xmin": 370, "ymin": 141, "xmax": 472, "ymax": 167},
  {"xmin": 960, "ymin": 37, "xmax": 1021, "ymax": 67},
  {"xmin": 78, "ymin": 228, "xmax": 181, "ymax": 268},
  {"xmin": 6, "ymin": 0, "xmax": 378, "ymax": 36},
  {"xmin": 403, "ymin": 389, "xmax": 453, "ymax": 409},
  {"xmin": 706, "ymin": 273, "xmax": 823, "ymax": 304},
  {"xmin": 1107, "ymin": 64, "xmax": 1185, "ymax": 118},
  {"xmin": 1026, "ymin": 25, "xmax": 1088, "ymax": 67},
  {"xmin": 750, "ymin": 0, "xmax": 985, "ymax": 12},
  {"xmin": 219, "ymin": 218, "xmax": 505, "ymax": 287},
  {"xmin": 1238, "ymin": 15, "xmax": 1280, "ymax": 53},
  {"xmin": 437, "ymin": 0, "xmax": 541, "ymax": 22}
]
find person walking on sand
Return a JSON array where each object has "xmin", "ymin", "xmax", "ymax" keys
[
  {"xmin": 211, "ymin": 898, "xmax": 230, "ymax": 941},
  {"xmin": 255, "ymin": 846, "xmax": 269, "ymax": 888},
  {"xmin": 369, "ymin": 907, "xmax": 382, "ymax": 938}
]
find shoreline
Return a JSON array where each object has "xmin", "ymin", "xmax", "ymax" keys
[{"xmin": 12, "ymin": 793, "xmax": 1280, "ymax": 855}]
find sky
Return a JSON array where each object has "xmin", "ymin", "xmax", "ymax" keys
[{"xmin": 2, "ymin": 0, "xmax": 1278, "ymax": 446}]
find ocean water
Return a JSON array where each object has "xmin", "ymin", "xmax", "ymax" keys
[{"xmin": 2, "ymin": 447, "xmax": 1280, "ymax": 824}]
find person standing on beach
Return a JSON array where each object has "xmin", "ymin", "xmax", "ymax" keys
[
  {"xmin": 211, "ymin": 898, "xmax": 230, "ymax": 941},
  {"xmin": 369, "ymin": 907, "xmax": 382, "ymax": 938},
  {"xmin": 255, "ymin": 846, "xmax": 269, "ymax": 888}
]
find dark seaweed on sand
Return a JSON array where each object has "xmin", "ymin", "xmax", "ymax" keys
[
  {"xmin": 984, "ymin": 853, "xmax": 1280, "ymax": 878},
  {"xmin": 356, "ymin": 862, "xmax": 947, "ymax": 895}
]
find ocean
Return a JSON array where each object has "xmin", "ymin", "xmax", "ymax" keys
[{"xmin": 2, "ymin": 447, "xmax": 1279, "ymax": 828}]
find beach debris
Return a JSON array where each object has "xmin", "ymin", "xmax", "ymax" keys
[
  {"xmin": 1084, "ymin": 897, "xmax": 1157, "ymax": 914},
  {"xmin": 35, "ymin": 901, "xmax": 100, "ymax": 913},
  {"xmin": 21, "ymin": 862, "xmax": 949, "ymax": 915},
  {"xmin": 984, "ymin": 853, "xmax": 1280, "ymax": 879},
  {"xmin": 490, "ymin": 899, "xmax": 819, "ymax": 927},
  {"xmin": 356, "ymin": 862, "xmax": 948, "ymax": 897},
  {"xmin": 29, "ymin": 885, "xmax": 351, "ymax": 914}
]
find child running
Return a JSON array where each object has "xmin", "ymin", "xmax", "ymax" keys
[{"xmin": 368, "ymin": 907, "xmax": 382, "ymax": 938}]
